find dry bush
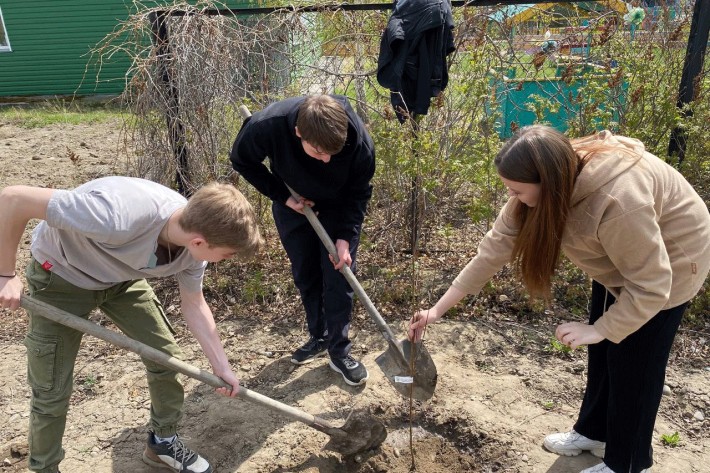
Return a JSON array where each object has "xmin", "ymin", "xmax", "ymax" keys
[{"xmin": 92, "ymin": 1, "xmax": 708, "ymax": 324}]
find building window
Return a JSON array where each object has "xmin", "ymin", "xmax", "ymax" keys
[{"xmin": 0, "ymin": 7, "xmax": 11, "ymax": 53}]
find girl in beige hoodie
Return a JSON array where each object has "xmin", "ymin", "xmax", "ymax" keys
[{"xmin": 409, "ymin": 125, "xmax": 710, "ymax": 473}]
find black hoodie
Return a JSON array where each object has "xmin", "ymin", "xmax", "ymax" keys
[{"xmin": 230, "ymin": 95, "xmax": 375, "ymax": 242}]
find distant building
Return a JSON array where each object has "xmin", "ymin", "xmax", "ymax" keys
[
  {"xmin": 0, "ymin": 1, "xmax": 139, "ymax": 97},
  {"xmin": 0, "ymin": 1, "xmax": 247, "ymax": 98}
]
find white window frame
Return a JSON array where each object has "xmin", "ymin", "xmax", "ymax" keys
[{"xmin": 0, "ymin": 7, "xmax": 12, "ymax": 53}]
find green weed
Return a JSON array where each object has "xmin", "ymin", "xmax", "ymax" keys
[
  {"xmin": 80, "ymin": 374, "xmax": 98, "ymax": 391},
  {"xmin": 547, "ymin": 337, "xmax": 572, "ymax": 354},
  {"xmin": 240, "ymin": 269, "xmax": 270, "ymax": 305},
  {"xmin": 660, "ymin": 432, "xmax": 680, "ymax": 447}
]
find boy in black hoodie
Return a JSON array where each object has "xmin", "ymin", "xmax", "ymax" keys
[{"xmin": 230, "ymin": 95, "xmax": 375, "ymax": 386}]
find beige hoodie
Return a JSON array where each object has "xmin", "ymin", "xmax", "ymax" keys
[{"xmin": 453, "ymin": 131, "xmax": 710, "ymax": 343}]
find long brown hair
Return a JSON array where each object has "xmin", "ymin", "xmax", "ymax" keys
[{"xmin": 494, "ymin": 125, "xmax": 581, "ymax": 298}]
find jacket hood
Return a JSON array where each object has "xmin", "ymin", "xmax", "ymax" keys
[
  {"xmin": 388, "ymin": 0, "xmax": 453, "ymax": 42},
  {"xmin": 571, "ymin": 130, "xmax": 646, "ymax": 207}
]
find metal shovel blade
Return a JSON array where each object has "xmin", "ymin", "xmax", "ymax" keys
[
  {"xmin": 323, "ymin": 409, "xmax": 388, "ymax": 456},
  {"xmin": 375, "ymin": 339, "xmax": 437, "ymax": 401}
]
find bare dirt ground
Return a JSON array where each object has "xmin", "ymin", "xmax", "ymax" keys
[{"xmin": 0, "ymin": 119, "xmax": 708, "ymax": 473}]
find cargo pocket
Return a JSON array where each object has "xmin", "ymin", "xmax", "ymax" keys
[{"xmin": 24, "ymin": 333, "xmax": 61, "ymax": 393}]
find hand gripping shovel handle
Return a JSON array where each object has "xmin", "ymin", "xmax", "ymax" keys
[{"xmin": 19, "ymin": 295, "xmax": 341, "ymax": 436}]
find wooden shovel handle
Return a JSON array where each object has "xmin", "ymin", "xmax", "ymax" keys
[{"xmin": 19, "ymin": 295, "xmax": 341, "ymax": 435}]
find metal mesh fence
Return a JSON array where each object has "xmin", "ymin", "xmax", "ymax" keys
[{"xmin": 94, "ymin": 0, "xmax": 707, "ymax": 248}]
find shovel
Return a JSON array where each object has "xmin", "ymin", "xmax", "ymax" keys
[
  {"xmin": 20, "ymin": 295, "xmax": 387, "ymax": 456},
  {"xmin": 238, "ymin": 105, "xmax": 437, "ymax": 401}
]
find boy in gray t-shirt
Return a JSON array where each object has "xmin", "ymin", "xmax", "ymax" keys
[{"xmin": 0, "ymin": 176, "xmax": 263, "ymax": 473}]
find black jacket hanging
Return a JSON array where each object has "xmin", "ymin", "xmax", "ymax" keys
[{"xmin": 377, "ymin": 0, "xmax": 455, "ymax": 123}]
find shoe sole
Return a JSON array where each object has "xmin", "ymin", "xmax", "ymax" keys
[
  {"xmin": 142, "ymin": 449, "xmax": 214, "ymax": 473},
  {"xmin": 290, "ymin": 350, "xmax": 326, "ymax": 365},
  {"xmin": 543, "ymin": 442, "xmax": 605, "ymax": 459},
  {"xmin": 328, "ymin": 360, "xmax": 369, "ymax": 386}
]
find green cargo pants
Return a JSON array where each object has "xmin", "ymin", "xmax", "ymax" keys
[{"xmin": 23, "ymin": 258, "xmax": 185, "ymax": 473}]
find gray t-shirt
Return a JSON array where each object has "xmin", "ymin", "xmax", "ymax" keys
[{"xmin": 31, "ymin": 176, "xmax": 206, "ymax": 292}]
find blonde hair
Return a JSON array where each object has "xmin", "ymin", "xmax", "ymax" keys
[
  {"xmin": 296, "ymin": 95, "xmax": 349, "ymax": 155},
  {"xmin": 180, "ymin": 183, "xmax": 263, "ymax": 259}
]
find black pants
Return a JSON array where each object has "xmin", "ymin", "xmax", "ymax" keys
[
  {"xmin": 273, "ymin": 202, "xmax": 359, "ymax": 358},
  {"xmin": 574, "ymin": 281, "xmax": 687, "ymax": 473}
]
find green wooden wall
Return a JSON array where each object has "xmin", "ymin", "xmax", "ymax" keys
[
  {"xmin": 0, "ymin": 0, "xmax": 138, "ymax": 97},
  {"xmin": 0, "ymin": 1, "xmax": 249, "ymax": 98}
]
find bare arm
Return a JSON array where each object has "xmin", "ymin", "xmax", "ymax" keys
[
  {"xmin": 0, "ymin": 186, "xmax": 56, "ymax": 309},
  {"xmin": 179, "ymin": 286, "xmax": 239, "ymax": 397}
]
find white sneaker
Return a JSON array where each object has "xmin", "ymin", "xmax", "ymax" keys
[
  {"xmin": 580, "ymin": 462, "xmax": 651, "ymax": 473},
  {"xmin": 543, "ymin": 430, "xmax": 605, "ymax": 458}
]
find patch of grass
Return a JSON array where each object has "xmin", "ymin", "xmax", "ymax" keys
[
  {"xmin": 0, "ymin": 100, "xmax": 125, "ymax": 128},
  {"xmin": 660, "ymin": 431, "xmax": 680, "ymax": 447},
  {"xmin": 240, "ymin": 269, "xmax": 270, "ymax": 305},
  {"xmin": 541, "ymin": 400, "xmax": 555, "ymax": 410}
]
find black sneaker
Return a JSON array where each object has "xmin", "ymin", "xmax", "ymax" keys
[
  {"xmin": 142, "ymin": 432, "xmax": 213, "ymax": 473},
  {"xmin": 291, "ymin": 336, "xmax": 327, "ymax": 365},
  {"xmin": 329, "ymin": 355, "xmax": 369, "ymax": 386}
]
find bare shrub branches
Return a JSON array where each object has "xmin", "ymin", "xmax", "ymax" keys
[{"xmin": 89, "ymin": 1, "xmax": 707, "ymax": 257}]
